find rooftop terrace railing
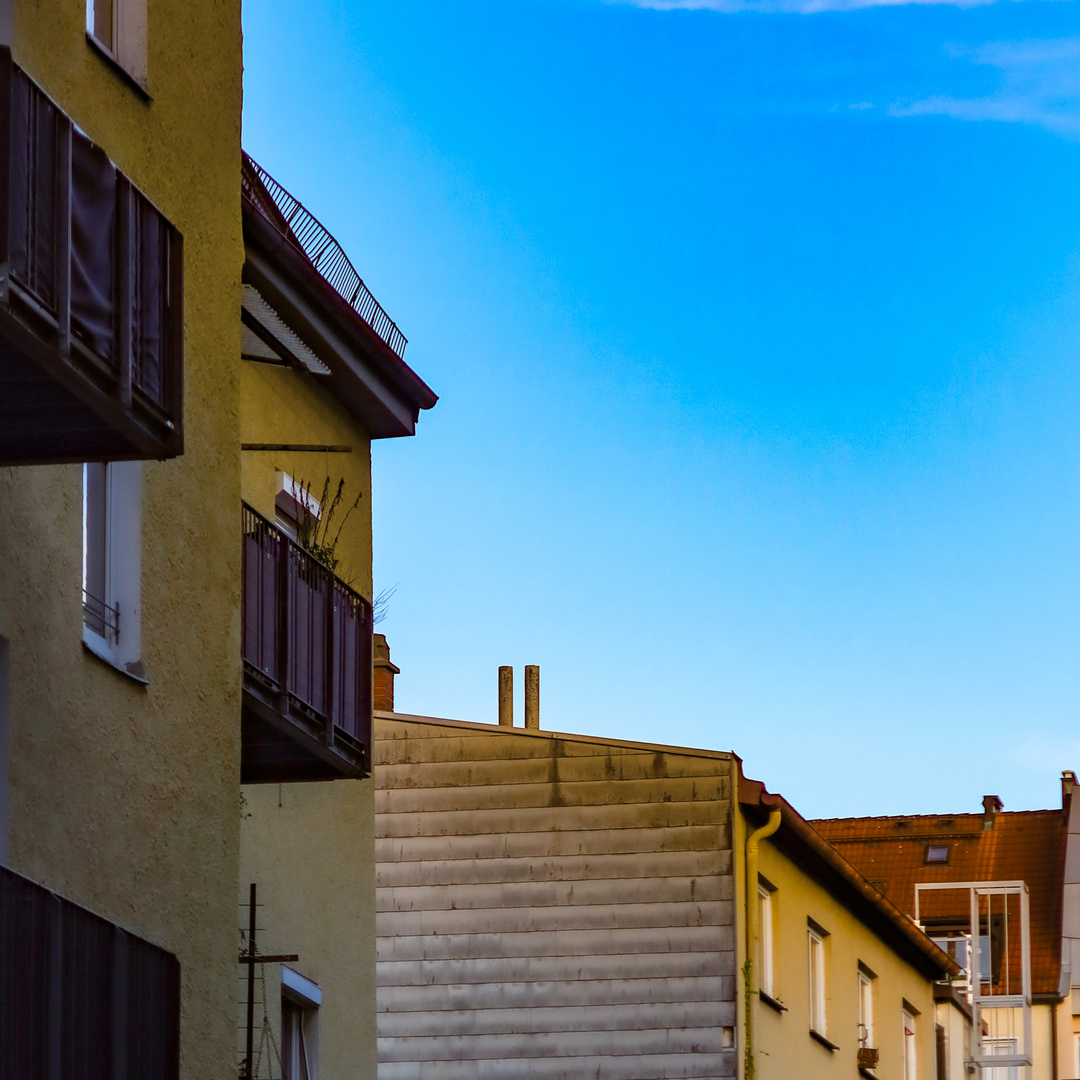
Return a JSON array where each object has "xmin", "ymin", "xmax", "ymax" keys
[{"xmin": 242, "ymin": 153, "xmax": 407, "ymax": 361}]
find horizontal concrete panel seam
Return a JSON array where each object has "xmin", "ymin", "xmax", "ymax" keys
[
  {"xmin": 374, "ymin": 825, "xmax": 728, "ymax": 861},
  {"xmin": 377, "ymin": 1033, "xmax": 733, "ymax": 1061},
  {"xmin": 376, "ymin": 851, "xmax": 725, "ymax": 887},
  {"xmin": 376, "ymin": 877, "xmax": 735, "ymax": 911},
  {"xmin": 378, "ymin": 976, "xmax": 735, "ymax": 1010},
  {"xmin": 375, "ymin": 953, "xmax": 734, "ymax": 983},
  {"xmin": 375, "ymin": 780, "xmax": 728, "ymax": 813},
  {"xmin": 377, "ymin": 901, "xmax": 733, "ymax": 934}
]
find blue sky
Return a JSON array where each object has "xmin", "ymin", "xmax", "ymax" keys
[{"xmin": 242, "ymin": 0, "xmax": 1080, "ymax": 817}]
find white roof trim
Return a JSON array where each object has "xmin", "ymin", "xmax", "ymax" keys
[
  {"xmin": 242, "ymin": 284, "xmax": 330, "ymax": 375},
  {"xmin": 281, "ymin": 966, "xmax": 322, "ymax": 1007}
]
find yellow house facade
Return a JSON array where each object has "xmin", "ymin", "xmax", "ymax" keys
[
  {"xmin": 737, "ymin": 773, "xmax": 963, "ymax": 1080},
  {"xmin": 0, "ymin": 0, "xmax": 244, "ymax": 1075},
  {"xmin": 0, "ymin": 5, "xmax": 434, "ymax": 1076},
  {"xmin": 236, "ymin": 155, "xmax": 436, "ymax": 1078}
]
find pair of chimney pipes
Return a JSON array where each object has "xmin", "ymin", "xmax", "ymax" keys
[{"xmin": 499, "ymin": 665, "xmax": 539, "ymax": 729}]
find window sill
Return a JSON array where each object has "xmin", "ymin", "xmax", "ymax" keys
[
  {"xmin": 809, "ymin": 1029, "xmax": 839, "ymax": 1052},
  {"xmin": 85, "ymin": 33, "xmax": 151, "ymax": 101},
  {"xmin": 759, "ymin": 991, "xmax": 787, "ymax": 1013},
  {"xmin": 82, "ymin": 633, "xmax": 148, "ymax": 686}
]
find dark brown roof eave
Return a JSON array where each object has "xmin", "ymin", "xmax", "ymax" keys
[
  {"xmin": 739, "ymin": 769, "xmax": 959, "ymax": 983},
  {"xmin": 241, "ymin": 196, "xmax": 437, "ymax": 436}
]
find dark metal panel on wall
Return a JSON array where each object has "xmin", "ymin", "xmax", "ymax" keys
[{"xmin": 0, "ymin": 864, "xmax": 180, "ymax": 1080}]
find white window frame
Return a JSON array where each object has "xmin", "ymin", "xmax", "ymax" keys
[
  {"xmin": 275, "ymin": 471, "xmax": 322, "ymax": 542},
  {"xmin": 808, "ymin": 925, "xmax": 827, "ymax": 1036},
  {"xmin": 903, "ymin": 1008, "xmax": 918, "ymax": 1080},
  {"xmin": 281, "ymin": 967, "xmax": 321, "ymax": 1080},
  {"xmin": 82, "ymin": 462, "xmax": 145, "ymax": 682},
  {"xmin": 85, "ymin": 0, "xmax": 147, "ymax": 88},
  {"xmin": 858, "ymin": 968, "xmax": 875, "ymax": 1049},
  {"xmin": 758, "ymin": 883, "xmax": 774, "ymax": 999}
]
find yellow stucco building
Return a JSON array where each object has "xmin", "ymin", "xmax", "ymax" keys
[
  {"xmin": 0, "ymin": 0, "xmax": 244, "ymax": 1074},
  {"xmin": 235, "ymin": 156, "xmax": 436, "ymax": 1078},
  {"xmin": 0, "ymin": 4, "xmax": 434, "ymax": 1076},
  {"xmin": 737, "ymin": 772, "xmax": 964, "ymax": 1080}
]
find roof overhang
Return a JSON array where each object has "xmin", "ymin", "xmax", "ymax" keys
[
  {"xmin": 241, "ymin": 193, "xmax": 437, "ymax": 440},
  {"xmin": 739, "ymin": 765, "xmax": 960, "ymax": 983}
]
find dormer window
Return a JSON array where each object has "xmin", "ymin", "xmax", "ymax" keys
[{"xmin": 925, "ymin": 844, "xmax": 949, "ymax": 864}]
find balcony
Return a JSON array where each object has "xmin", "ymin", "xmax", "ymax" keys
[
  {"xmin": 241, "ymin": 503, "xmax": 372, "ymax": 782},
  {"xmin": 0, "ymin": 864, "xmax": 180, "ymax": 1078},
  {"xmin": 0, "ymin": 48, "xmax": 183, "ymax": 465}
]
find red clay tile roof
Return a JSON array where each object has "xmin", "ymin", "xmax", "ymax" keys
[{"xmin": 812, "ymin": 810, "xmax": 1066, "ymax": 997}]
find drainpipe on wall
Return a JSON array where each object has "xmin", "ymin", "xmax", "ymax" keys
[{"xmin": 744, "ymin": 803, "xmax": 781, "ymax": 1080}]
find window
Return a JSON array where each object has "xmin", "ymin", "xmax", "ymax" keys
[
  {"xmin": 983, "ymin": 1038, "xmax": 1020, "ymax": 1080},
  {"xmin": 281, "ymin": 967, "xmax": 320, "ymax": 1080},
  {"xmin": 83, "ymin": 462, "xmax": 144, "ymax": 680},
  {"xmin": 758, "ymin": 882, "xmax": 774, "ymax": 998},
  {"xmin": 85, "ymin": 0, "xmax": 147, "ymax": 88},
  {"xmin": 902, "ymin": 1008, "xmax": 917, "ymax": 1080},
  {"xmin": 925, "ymin": 844, "xmax": 949, "ymax": 864},
  {"xmin": 275, "ymin": 472, "xmax": 321, "ymax": 543},
  {"xmin": 808, "ymin": 923, "xmax": 827, "ymax": 1036},
  {"xmin": 858, "ymin": 967, "xmax": 875, "ymax": 1049}
]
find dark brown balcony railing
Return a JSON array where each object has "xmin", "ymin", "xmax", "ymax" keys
[
  {"xmin": 241, "ymin": 503, "xmax": 372, "ymax": 782},
  {"xmin": 0, "ymin": 864, "xmax": 181, "ymax": 1079},
  {"xmin": 242, "ymin": 153, "xmax": 407, "ymax": 360},
  {"xmin": 0, "ymin": 48, "xmax": 183, "ymax": 465}
]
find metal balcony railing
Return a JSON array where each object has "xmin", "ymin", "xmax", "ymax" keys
[
  {"xmin": 242, "ymin": 153, "xmax": 407, "ymax": 361},
  {"xmin": 241, "ymin": 503, "xmax": 372, "ymax": 768},
  {"xmin": 0, "ymin": 48, "xmax": 184, "ymax": 464}
]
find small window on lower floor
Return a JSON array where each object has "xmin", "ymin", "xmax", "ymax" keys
[
  {"xmin": 858, "ymin": 967, "xmax": 875, "ymax": 1050},
  {"xmin": 903, "ymin": 1008, "xmax": 918, "ymax": 1080},
  {"xmin": 281, "ymin": 967, "xmax": 321, "ymax": 1080},
  {"xmin": 808, "ymin": 924, "xmax": 828, "ymax": 1036},
  {"xmin": 86, "ymin": 0, "xmax": 147, "ymax": 87},
  {"xmin": 758, "ymin": 882, "xmax": 775, "ymax": 999},
  {"xmin": 82, "ymin": 461, "xmax": 144, "ymax": 681}
]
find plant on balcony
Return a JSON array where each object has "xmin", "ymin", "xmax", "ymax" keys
[{"xmin": 293, "ymin": 476, "xmax": 362, "ymax": 581}]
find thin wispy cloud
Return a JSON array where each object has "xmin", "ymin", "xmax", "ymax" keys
[
  {"xmin": 621, "ymin": 0, "xmax": 1034, "ymax": 14},
  {"xmin": 891, "ymin": 37, "xmax": 1080, "ymax": 139}
]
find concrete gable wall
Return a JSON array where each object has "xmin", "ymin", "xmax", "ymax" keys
[{"xmin": 375, "ymin": 715, "xmax": 738, "ymax": 1080}]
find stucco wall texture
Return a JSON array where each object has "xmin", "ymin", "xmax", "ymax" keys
[
  {"xmin": 237, "ymin": 319, "xmax": 381, "ymax": 1077},
  {"xmin": 239, "ymin": 359, "xmax": 374, "ymax": 599},
  {"xmin": 0, "ymin": 1, "xmax": 244, "ymax": 1076},
  {"xmin": 240, "ymin": 780, "xmax": 379, "ymax": 1080}
]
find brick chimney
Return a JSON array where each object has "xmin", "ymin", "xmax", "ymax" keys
[
  {"xmin": 982, "ymin": 794, "xmax": 1003, "ymax": 830},
  {"xmin": 373, "ymin": 634, "xmax": 399, "ymax": 713}
]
